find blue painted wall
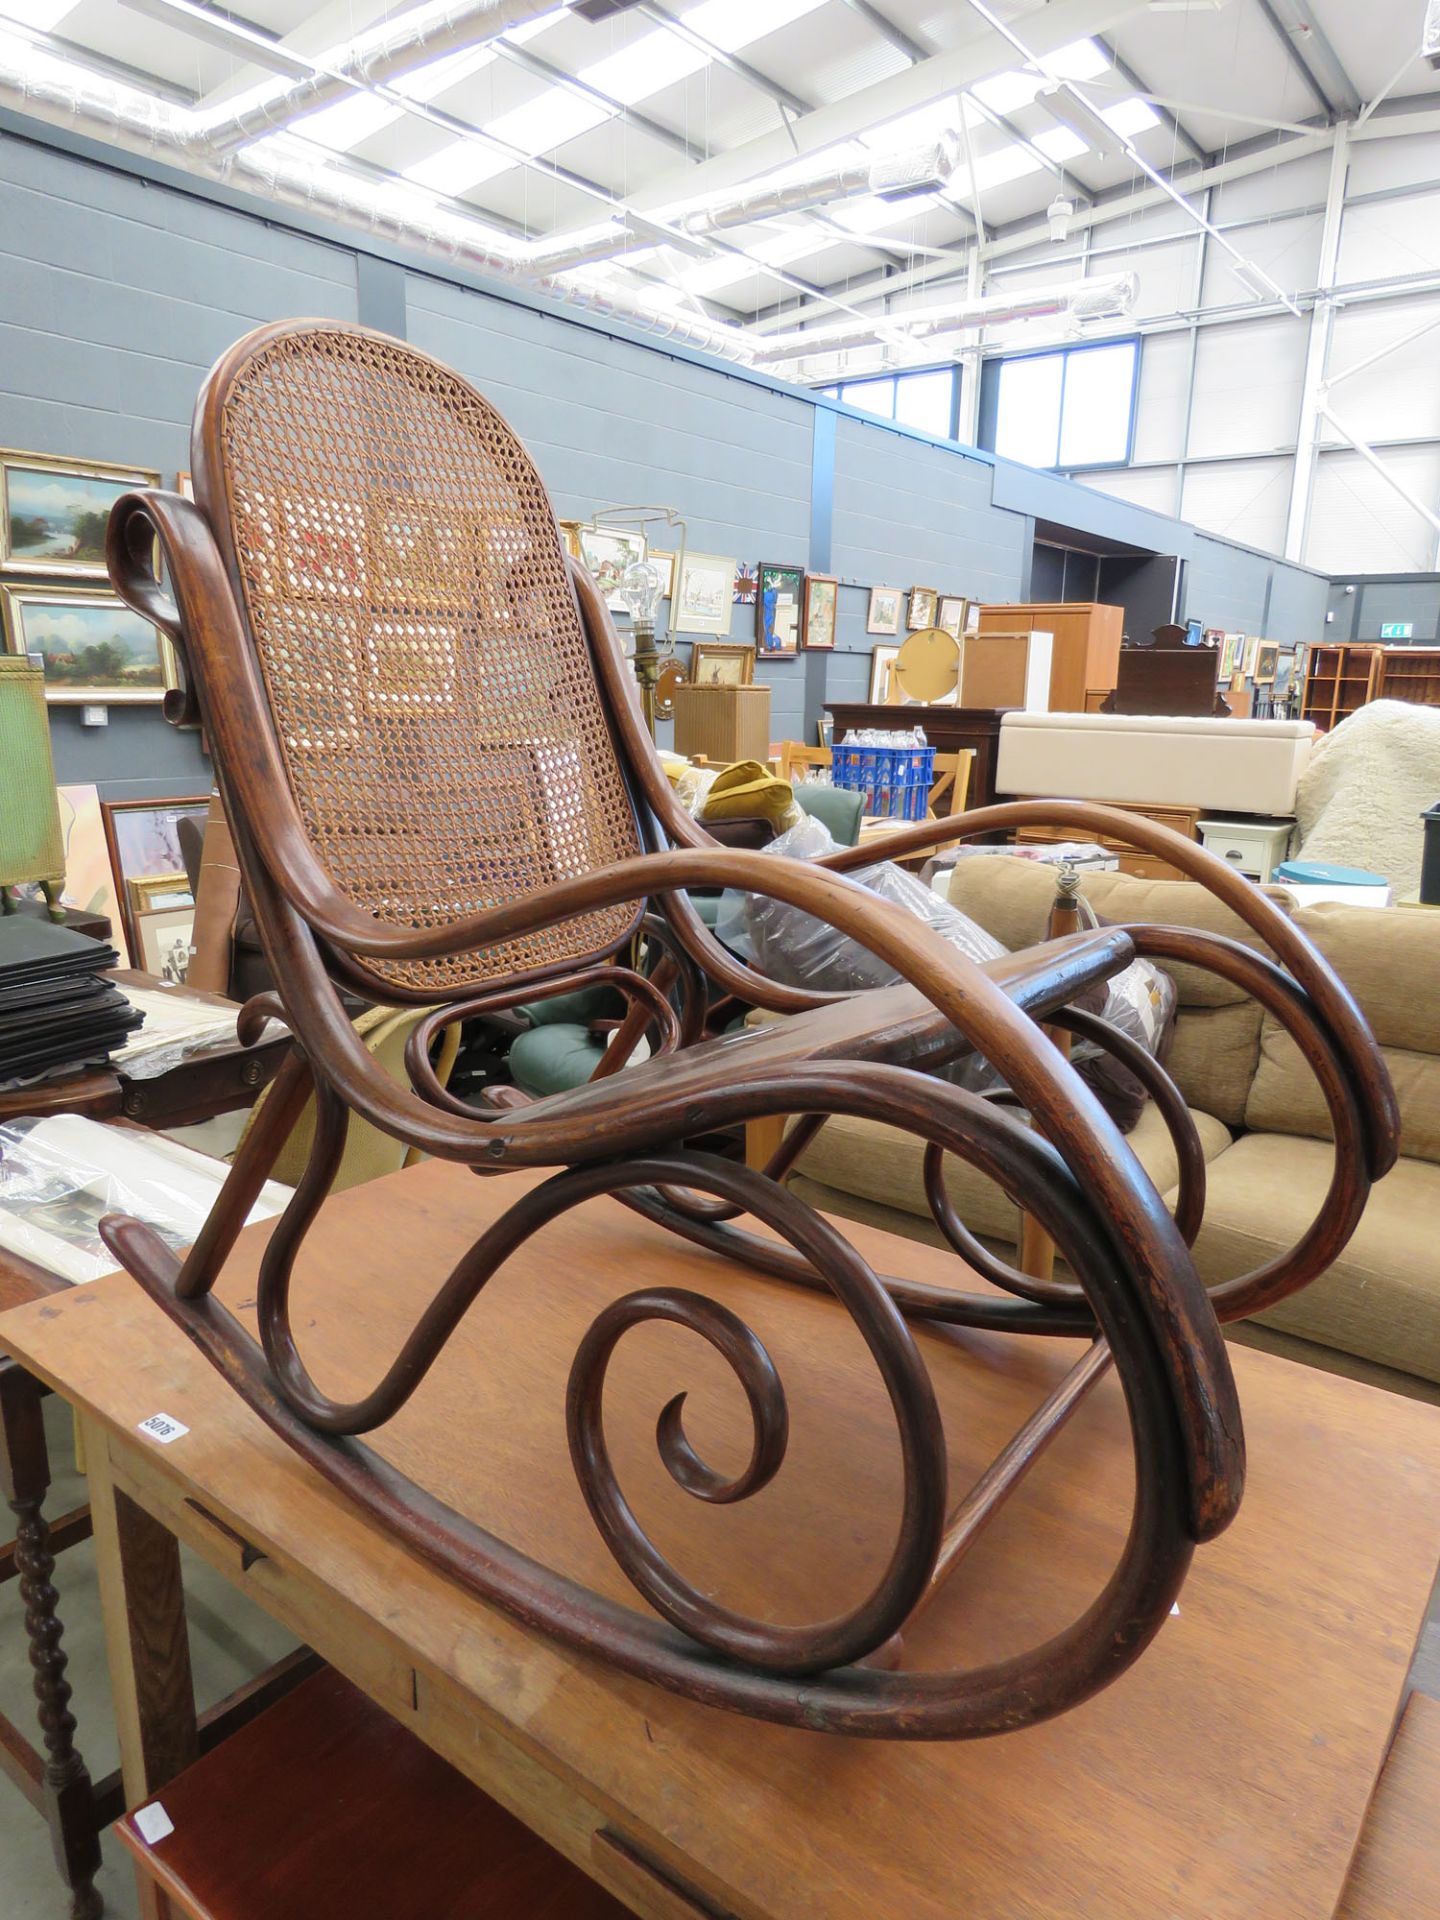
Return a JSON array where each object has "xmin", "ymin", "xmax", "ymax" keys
[{"xmin": 0, "ymin": 115, "xmax": 1332, "ymax": 801}]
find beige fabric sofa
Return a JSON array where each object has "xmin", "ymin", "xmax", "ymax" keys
[{"xmin": 787, "ymin": 856, "xmax": 1440, "ymax": 1404}]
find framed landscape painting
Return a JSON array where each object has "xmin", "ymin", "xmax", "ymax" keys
[
  {"xmin": 673, "ymin": 552, "xmax": 736, "ymax": 635},
  {"xmin": 1, "ymin": 450, "xmax": 160, "ymax": 577},
  {"xmin": 867, "ymin": 587, "xmax": 902, "ymax": 636},
  {"xmin": 0, "ymin": 583, "xmax": 178, "ymax": 704},
  {"xmin": 577, "ymin": 524, "xmax": 646, "ymax": 613}
]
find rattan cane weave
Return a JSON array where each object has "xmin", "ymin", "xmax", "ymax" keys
[{"xmin": 215, "ymin": 328, "xmax": 642, "ymax": 990}]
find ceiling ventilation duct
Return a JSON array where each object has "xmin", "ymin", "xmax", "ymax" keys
[
  {"xmin": 192, "ymin": 0, "xmax": 571, "ymax": 153},
  {"xmin": 1425, "ymin": 0, "xmax": 1440, "ymax": 68},
  {"xmin": 753, "ymin": 273, "xmax": 1139, "ymax": 365},
  {"xmin": 680, "ymin": 133, "xmax": 961, "ymax": 235}
]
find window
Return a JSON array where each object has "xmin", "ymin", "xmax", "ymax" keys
[
  {"xmin": 818, "ymin": 365, "xmax": 960, "ymax": 440},
  {"xmin": 981, "ymin": 339, "xmax": 1138, "ymax": 470}
]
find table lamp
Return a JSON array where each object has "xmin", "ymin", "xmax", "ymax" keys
[
  {"xmin": 0, "ymin": 655, "xmax": 66, "ymax": 920},
  {"xmin": 618, "ymin": 556, "xmax": 670, "ymax": 738}
]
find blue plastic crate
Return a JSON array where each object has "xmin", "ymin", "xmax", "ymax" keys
[{"xmin": 830, "ymin": 741, "xmax": 936, "ymax": 821}]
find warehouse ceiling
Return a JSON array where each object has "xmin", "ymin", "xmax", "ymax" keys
[{"xmin": 1, "ymin": 0, "xmax": 1436, "ymax": 375}]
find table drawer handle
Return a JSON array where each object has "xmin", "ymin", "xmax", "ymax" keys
[
  {"xmin": 592, "ymin": 1827, "xmax": 734, "ymax": 1920},
  {"xmin": 182, "ymin": 1497, "xmax": 268, "ymax": 1572}
]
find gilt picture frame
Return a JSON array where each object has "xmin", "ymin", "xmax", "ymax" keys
[
  {"xmin": 867, "ymin": 587, "xmax": 902, "ymax": 636},
  {"xmin": 907, "ymin": 586, "xmax": 938, "ymax": 632},
  {"xmin": 690, "ymin": 641, "xmax": 755, "ymax": 687},
  {"xmin": 1, "ymin": 583, "xmax": 179, "ymax": 705},
  {"xmin": 1, "ymin": 449, "xmax": 161, "ymax": 578},
  {"xmin": 802, "ymin": 575, "xmax": 838, "ymax": 650}
]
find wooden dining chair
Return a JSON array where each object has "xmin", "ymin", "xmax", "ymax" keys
[
  {"xmin": 99, "ymin": 318, "xmax": 1396, "ymax": 1742},
  {"xmin": 776, "ymin": 740, "xmax": 833, "ymax": 784}
]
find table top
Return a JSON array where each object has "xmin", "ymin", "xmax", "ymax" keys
[{"xmin": 3, "ymin": 1159, "xmax": 1439, "ymax": 1920}]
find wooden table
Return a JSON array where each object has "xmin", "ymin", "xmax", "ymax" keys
[
  {"xmin": 3, "ymin": 1160, "xmax": 1439, "ymax": 1919},
  {"xmin": 0, "ymin": 971, "xmax": 288, "ymax": 1130}
]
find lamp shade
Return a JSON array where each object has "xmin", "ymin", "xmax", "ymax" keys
[{"xmin": 0, "ymin": 656, "xmax": 64, "ymax": 893}]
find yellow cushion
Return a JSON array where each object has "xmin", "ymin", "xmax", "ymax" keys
[
  {"xmin": 1182, "ymin": 1133, "xmax": 1440, "ymax": 1384},
  {"xmin": 791, "ymin": 1099, "xmax": 1232, "ymax": 1250},
  {"xmin": 697, "ymin": 760, "xmax": 794, "ymax": 827}
]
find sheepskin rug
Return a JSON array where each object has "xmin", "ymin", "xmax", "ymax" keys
[{"xmin": 1295, "ymin": 698, "xmax": 1440, "ymax": 895}]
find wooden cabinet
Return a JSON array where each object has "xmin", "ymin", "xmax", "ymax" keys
[
  {"xmin": 1302, "ymin": 644, "xmax": 1440, "ymax": 731},
  {"xmin": 977, "ymin": 601, "xmax": 1124, "ymax": 713},
  {"xmin": 1301, "ymin": 644, "xmax": 1381, "ymax": 731},
  {"xmin": 1013, "ymin": 797, "xmax": 1201, "ymax": 881},
  {"xmin": 1378, "ymin": 646, "xmax": 1440, "ymax": 707}
]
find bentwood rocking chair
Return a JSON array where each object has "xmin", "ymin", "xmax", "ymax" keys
[{"xmin": 102, "ymin": 320, "xmax": 1397, "ymax": 1742}]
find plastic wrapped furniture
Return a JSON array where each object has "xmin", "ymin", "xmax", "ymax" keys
[{"xmin": 100, "ymin": 321, "xmax": 1397, "ymax": 1742}]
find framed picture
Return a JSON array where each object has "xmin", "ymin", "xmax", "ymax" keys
[
  {"xmin": 1, "ymin": 450, "xmax": 161, "ymax": 578},
  {"xmin": 802, "ymin": 575, "xmax": 838, "ymax": 651},
  {"xmin": 101, "ymin": 794, "xmax": 209, "ymax": 958},
  {"xmin": 937, "ymin": 594, "xmax": 968, "ymax": 640},
  {"xmin": 816, "ymin": 715, "xmax": 834, "ymax": 750},
  {"xmin": 1218, "ymin": 633, "xmax": 1240, "ymax": 679},
  {"xmin": 674, "ymin": 552, "xmax": 736, "ymax": 635},
  {"xmin": 648, "ymin": 549, "xmax": 677, "ymax": 599},
  {"xmin": 134, "ymin": 906, "xmax": 195, "ymax": 985},
  {"xmin": 129, "ymin": 873, "xmax": 194, "ymax": 919},
  {"xmin": 733, "ymin": 565, "xmax": 758, "ymax": 606},
  {"xmin": 690, "ymin": 642, "xmax": 754, "ymax": 687},
  {"xmin": 756, "ymin": 563, "xmax": 803, "ymax": 656},
  {"xmin": 1254, "ymin": 641, "xmax": 1280, "ymax": 685},
  {"xmin": 869, "ymin": 643, "xmax": 901, "ymax": 704},
  {"xmin": 1241, "ymin": 635, "xmax": 1261, "ymax": 677},
  {"xmin": 56, "ymin": 783, "xmax": 131, "ymax": 964},
  {"xmin": 557, "ymin": 518, "xmax": 583, "ymax": 558},
  {"xmin": 577, "ymin": 525, "xmax": 646, "ymax": 613},
  {"xmin": 867, "ymin": 587, "xmax": 902, "ymax": 636},
  {"xmin": 176, "ymin": 471, "xmax": 195, "ymax": 501},
  {"xmin": 907, "ymin": 586, "xmax": 938, "ymax": 632},
  {"xmin": 1270, "ymin": 651, "xmax": 1295, "ymax": 704},
  {"xmin": 1, "ymin": 582, "xmax": 178, "ymax": 704}
]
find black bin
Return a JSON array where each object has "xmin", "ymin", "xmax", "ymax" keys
[{"xmin": 1422, "ymin": 802, "xmax": 1440, "ymax": 906}]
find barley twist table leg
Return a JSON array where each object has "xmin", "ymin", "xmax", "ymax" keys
[{"xmin": 1, "ymin": 1360, "xmax": 103, "ymax": 1920}]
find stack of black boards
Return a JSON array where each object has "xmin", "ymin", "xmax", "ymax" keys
[{"xmin": 0, "ymin": 915, "xmax": 143, "ymax": 1090}]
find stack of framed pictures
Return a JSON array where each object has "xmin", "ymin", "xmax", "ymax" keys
[{"xmin": 0, "ymin": 450, "xmax": 179, "ymax": 705}]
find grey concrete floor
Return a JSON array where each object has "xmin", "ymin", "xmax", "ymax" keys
[
  {"xmin": 2, "ymin": 1395, "xmax": 298, "ymax": 1920},
  {"xmin": 3, "ymin": 1401, "xmax": 1439, "ymax": 1920}
]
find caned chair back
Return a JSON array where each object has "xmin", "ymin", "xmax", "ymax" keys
[{"xmin": 202, "ymin": 322, "xmax": 643, "ymax": 993}]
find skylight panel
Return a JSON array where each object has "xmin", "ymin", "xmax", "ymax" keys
[
  {"xmin": 484, "ymin": 86, "xmax": 613, "ymax": 154},
  {"xmin": 580, "ymin": 29, "xmax": 708, "ymax": 105},
  {"xmin": 397, "ymin": 43, "xmax": 498, "ymax": 102},
  {"xmin": 8, "ymin": 0, "xmax": 79, "ymax": 27},
  {"xmin": 860, "ymin": 96, "xmax": 963, "ymax": 152},
  {"xmin": 965, "ymin": 146, "xmax": 1044, "ymax": 192},
  {"xmin": 403, "ymin": 141, "xmax": 512, "ymax": 196},
  {"xmin": 292, "ymin": 92, "xmax": 401, "ymax": 153},
  {"xmin": 1100, "ymin": 96, "xmax": 1162, "ymax": 137},
  {"xmin": 1032, "ymin": 126, "xmax": 1089, "ymax": 162},
  {"xmin": 686, "ymin": 0, "xmax": 829, "ymax": 55},
  {"xmin": 1047, "ymin": 38, "xmax": 1110, "ymax": 81},
  {"xmin": 970, "ymin": 69, "xmax": 1044, "ymax": 114},
  {"xmin": 829, "ymin": 193, "xmax": 945, "ymax": 234},
  {"xmin": 505, "ymin": 7, "xmax": 567, "ymax": 44}
]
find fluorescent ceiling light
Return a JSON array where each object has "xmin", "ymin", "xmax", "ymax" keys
[
  {"xmin": 1047, "ymin": 38, "xmax": 1110, "ymax": 81},
  {"xmin": 675, "ymin": 227, "xmax": 821, "ymax": 291},
  {"xmin": 686, "ymin": 0, "xmax": 828, "ymax": 54},
  {"xmin": 402, "ymin": 141, "xmax": 512, "ymax": 195},
  {"xmin": 580, "ymin": 28, "xmax": 707, "ymax": 105},
  {"xmin": 970, "ymin": 69, "xmax": 1044, "ymax": 113},
  {"xmin": 484, "ymin": 86, "xmax": 612, "ymax": 153},
  {"xmin": 1031, "ymin": 125, "xmax": 1088, "ymax": 161},
  {"xmin": 1099, "ymin": 96, "xmax": 1162, "ymax": 136}
]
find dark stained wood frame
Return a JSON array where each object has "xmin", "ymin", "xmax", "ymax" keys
[{"xmin": 97, "ymin": 318, "xmax": 1397, "ymax": 1742}]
